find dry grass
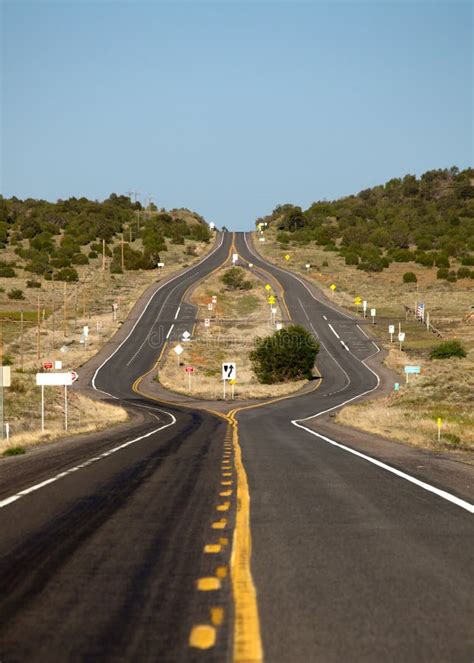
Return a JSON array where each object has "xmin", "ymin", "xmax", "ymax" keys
[
  {"xmin": 159, "ymin": 267, "xmax": 307, "ymax": 399},
  {"xmin": 256, "ymin": 230, "xmax": 474, "ymax": 453}
]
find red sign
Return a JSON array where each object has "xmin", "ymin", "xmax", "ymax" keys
[
  {"xmin": 185, "ymin": 366, "xmax": 194, "ymax": 373},
  {"xmin": 71, "ymin": 371, "xmax": 79, "ymax": 382},
  {"xmin": 43, "ymin": 362, "xmax": 53, "ymax": 370}
]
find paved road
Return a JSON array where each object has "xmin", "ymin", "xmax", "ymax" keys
[
  {"xmin": 0, "ymin": 229, "xmax": 472, "ymax": 663},
  {"xmin": 234, "ymin": 231, "xmax": 474, "ymax": 662},
  {"xmin": 0, "ymin": 233, "xmax": 236, "ymax": 662}
]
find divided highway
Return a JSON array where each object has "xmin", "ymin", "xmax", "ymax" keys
[{"xmin": 0, "ymin": 230, "xmax": 472, "ymax": 663}]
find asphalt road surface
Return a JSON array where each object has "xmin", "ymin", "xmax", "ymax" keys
[{"xmin": 0, "ymin": 230, "xmax": 472, "ymax": 663}]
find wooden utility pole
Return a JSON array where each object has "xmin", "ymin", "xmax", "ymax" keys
[
  {"xmin": 51, "ymin": 282, "xmax": 55, "ymax": 349},
  {"xmin": 102, "ymin": 239, "xmax": 106, "ymax": 271},
  {"xmin": 121, "ymin": 234, "xmax": 125, "ymax": 271},
  {"xmin": 0, "ymin": 321, "xmax": 3, "ymax": 439},
  {"xmin": 63, "ymin": 282, "xmax": 68, "ymax": 337},
  {"xmin": 37, "ymin": 293, "xmax": 41, "ymax": 360},
  {"xmin": 82, "ymin": 286, "xmax": 87, "ymax": 321},
  {"xmin": 20, "ymin": 311, "xmax": 24, "ymax": 372}
]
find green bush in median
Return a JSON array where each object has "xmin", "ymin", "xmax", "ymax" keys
[
  {"xmin": 429, "ymin": 340, "xmax": 467, "ymax": 360},
  {"xmin": 250, "ymin": 324, "xmax": 319, "ymax": 383}
]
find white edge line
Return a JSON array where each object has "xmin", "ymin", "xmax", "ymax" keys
[
  {"xmin": 166, "ymin": 324, "xmax": 174, "ymax": 339},
  {"xmin": 0, "ymin": 410, "xmax": 177, "ymax": 511},
  {"xmin": 174, "ymin": 306, "xmax": 181, "ymax": 320},
  {"xmin": 292, "ymin": 422, "xmax": 474, "ymax": 514}
]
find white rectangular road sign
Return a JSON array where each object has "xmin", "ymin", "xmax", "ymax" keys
[
  {"xmin": 204, "ymin": 318, "xmax": 210, "ymax": 327},
  {"xmin": 398, "ymin": 332, "xmax": 406, "ymax": 342},
  {"xmin": 388, "ymin": 325, "xmax": 395, "ymax": 334},
  {"xmin": 0, "ymin": 366, "xmax": 11, "ymax": 387},
  {"xmin": 222, "ymin": 362, "xmax": 236, "ymax": 381},
  {"xmin": 232, "ymin": 253, "xmax": 238, "ymax": 263},
  {"xmin": 36, "ymin": 372, "xmax": 74, "ymax": 386}
]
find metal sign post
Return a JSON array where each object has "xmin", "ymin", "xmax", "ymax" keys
[
  {"xmin": 65, "ymin": 385, "xmax": 68, "ymax": 431},
  {"xmin": 389, "ymin": 324, "xmax": 395, "ymax": 342},
  {"xmin": 222, "ymin": 363, "xmax": 236, "ymax": 400}
]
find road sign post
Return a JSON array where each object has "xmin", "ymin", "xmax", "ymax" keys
[
  {"xmin": 437, "ymin": 417, "xmax": 442, "ymax": 442},
  {"xmin": 362, "ymin": 300, "xmax": 367, "ymax": 318},
  {"xmin": 389, "ymin": 324, "xmax": 395, "ymax": 342},
  {"xmin": 398, "ymin": 331, "xmax": 405, "ymax": 352},
  {"xmin": 185, "ymin": 366, "xmax": 194, "ymax": 391},
  {"xmin": 36, "ymin": 371, "xmax": 75, "ymax": 431},
  {"xmin": 222, "ymin": 363, "xmax": 236, "ymax": 400},
  {"xmin": 370, "ymin": 308, "xmax": 376, "ymax": 325},
  {"xmin": 174, "ymin": 344, "xmax": 184, "ymax": 365},
  {"xmin": 404, "ymin": 365, "xmax": 420, "ymax": 384}
]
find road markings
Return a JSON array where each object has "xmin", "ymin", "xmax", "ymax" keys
[
  {"xmin": 216, "ymin": 565, "xmax": 228, "ymax": 578},
  {"xmin": 226, "ymin": 409, "xmax": 263, "ymax": 663},
  {"xmin": 0, "ymin": 405, "xmax": 176, "ymax": 511},
  {"xmin": 197, "ymin": 577, "xmax": 221, "ymax": 591},
  {"xmin": 323, "ymin": 315, "xmax": 327, "ymax": 320},
  {"xmin": 216, "ymin": 501, "xmax": 230, "ymax": 511},
  {"xmin": 91, "ymin": 232, "xmax": 226, "ymax": 396},
  {"xmin": 204, "ymin": 544, "xmax": 222, "ymax": 553},
  {"xmin": 166, "ymin": 323, "xmax": 174, "ymax": 339},
  {"xmin": 211, "ymin": 607, "xmax": 225, "ymax": 626},
  {"xmin": 189, "ymin": 625, "xmax": 216, "ymax": 649},
  {"xmin": 340, "ymin": 340, "xmax": 349, "ymax": 351},
  {"xmin": 328, "ymin": 323, "xmax": 340, "ymax": 339},
  {"xmin": 220, "ymin": 490, "xmax": 233, "ymax": 497},
  {"xmin": 212, "ymin": 519, "xmax": 228, "ymax": 529},
  {"xmin": 174, "ymin": 306, "xmax": 181, "ymax": 319},
  {"xmin": 293, "ymin": 422, "xmax": 474, "ymax": 514}
]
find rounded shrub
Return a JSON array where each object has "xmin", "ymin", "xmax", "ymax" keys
[
  {"xmin": 250, "ymin": 325, "xmax": 320, "ymax": 384},
  {"xmin": 403, "ymin": 272, "xmax": 417, "ymax": 283},
  {"xmin": 429, "ymin": 340, "xmax": 466, "ymax": 360}
]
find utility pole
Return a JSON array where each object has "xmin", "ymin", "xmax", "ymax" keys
[
  {"xmin": 63, "ymin": 282, "xmax": 68, "ymax": 337},
  {"xmin": 51, "ymin": 279, "xmax": 55, "ymax": 349},
  {"xmin": 121, "ymin": 234, "xmax": 125, "ymax": 271},
  {"xmin": 37, "ymin": 293, "xmax": 41, "ymax": 360},
  {"xmin": 0, "ymin": 320, "xmax": 3, "ymax": 439},
  {"xmin": 102, "ymin": 239, "xmax": 106, "ymax": 271},
  {"xmin": 20, "ymin": 310, "xmax": 24, "ymax": 372}
]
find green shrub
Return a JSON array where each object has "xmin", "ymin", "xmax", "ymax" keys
[
  {"xmin": 429, "ymin": 340, "xmax": 466, "ymax": 359},
  {"xmin": 461, "ymin": 255, "xmax": 474, "ymax": 266},
  {"xmin": 26, "ymin": 280, "xmax": 41, "ymax": 288},
  {"xmin": 3, "ymin": 447, "xmax": 26, "ymax": 456},
  {"xmin": 436, "ymin": 268, "xmax": 449, "ymax": 280},
  {"xmin": 0, "ymin": 265, "xmax": 16, "ymax": 277},
  {"xmin": 435, "ymin": 254, "xmax": 450, "ymax": 268},
  {"xmin": 250, "ymin": 325, "xmax": 319, "ymax": 384},
  {"xmin": 457, "ymin": 267, "xmax": 471, "ymax": 279},
  {"xmin": 344, "ymin": 252, "xmax": 359, "ymax": 265},
  {"xmin": 220, "ymin": 267, "xmax": 253, "ymax": 290},
  {"xmin": 7, "ymin": 288, "xmax": 25, "ymax": 300},
  {"xmin": 403, "ymin": 272, "xmax": 417, "ymax": 283},
  {"xmin": 88, "ymin": 251, "xmax": 98, "ymax": 259},
  {"xmin": 54, "ymin": 267, "xmax": 79, "ymax": 282},
  {"xmin": 276, "ymin": 231, "xmax": 290, "ymax": 245},
  {"xmin": 322, "ymin": 260, "xmax": 328, "ymax": 267},
  {"xmin": 71, "ymin": 253, "xmax": 89, "ymax": 265}
]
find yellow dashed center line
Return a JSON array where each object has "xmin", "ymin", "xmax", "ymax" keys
[
  {"xmin": 197, "ymin": 577, "xmax": 222, "ymax": 591},
  {"xmin": 189, "ymin": 625, "xmax": 216, "ymax": 649},
  {"xmin": 216, "ymin": 502, "xmax": 230, "ymax": 512},
  {"xmin": 204, "ymin": 544, "xmax": 222, "ymax": 553}
]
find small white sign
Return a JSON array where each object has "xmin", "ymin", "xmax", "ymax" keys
[
  {"xmin": 36, "ymin": 372, "xmax": 73, "ymax": 386},
  {"xmin": 271, "ymin": 307, "xmax": 277, "ymax": 314},
  {"xmin": 398, "ymin": 332, "xmax": 406, "ymax": 342},
  {"xmin": 208, "ymin": 303, "xmax": 213, "ymax": 311},
  {"xmin": 276, "ymin": 323, "xmax": 283, "ymax": 331},
  {"xmin": 174, "ymin": 344, "xmax": 184, "ymax": 356},
  {"xmin": 204, "ymin": 318, "xmax": 210, "ymax": 327},
  {"xmin": 83, "ymin": 325, "xmax": 89, "ymax": 337},
  {"xmin": 259, "ymin": 237, "xmax": 265, "ymax": 242},
  {"xmin": 388, "ymin": 325, "xmax": 395, "ymax": 334},
  {"xmin": 157, "ymin": 262, "xmax": 165, "ymax": 268},
  {"xmin": 305, "ymin": 263, "xmax": 311, "ymax": 269},
  {"xmin": 249, "ymin": 263, "xmax": 253, "ymax": 268},
  {"xmin": 370, "ymin": 308, "xmax": 376, "ymax": 317},
  {"xmin": 0, "ymin": 366, "xmax": 11, "ymax": 387},
  {"xmin": 362, "ymin": 300, "xmax": 367, "ymax": 310},
  {"xmin": 222, "ymin": 362, "xmax": 236, "ymax": 381},
  {"xmin": 209, "ymin": 222, "xmax": 215, "ymax": 230},
  {"xmin": 54, "ymin": 360, "xmax": 62, "ymax": 370},
  {"xmin": 232, "ymin": 253, "xmax": 238, "ymax": 263},
  {"xmin": 182, "ymin": 330, "xmax": 191, "ymax": 341},
  {"xmin": 211, "ymin": 295, "xmax": 217, "ymax": 304}
]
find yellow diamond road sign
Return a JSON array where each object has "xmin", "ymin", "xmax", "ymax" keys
[
  {"xmin": 284, "ymin": 254, "xmax": 290, "ymax": 261},
  {"xmin": 268, "ymin": 295, "xmax": 276, "ymax": 304},
  {"xmin": 354, "ymin": 296, "xmax": 362, "ymax": 304},
  {"xmin": 229, "ymin": 379, "xmax": 237, "ymax": 385},
  {"xmin": 330, "ymin": 284, "xmax": 336, "ymax": 291},
  {"xmin": 265, "ymin": 284, "xmax": 271, "ymax": 291}
]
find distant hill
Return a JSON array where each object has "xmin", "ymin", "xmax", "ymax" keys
[
  {"xmin": 0, "ymin": 193, "xmax": 212, "ymax": 279},
  {"xmin": 257, "ymin": 167, "xmax": 474, "ymax": 277}
]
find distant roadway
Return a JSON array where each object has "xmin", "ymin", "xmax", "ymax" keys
[{"xmin": 0, "ymin": 231, "xmax": 472, "ymax": 662}]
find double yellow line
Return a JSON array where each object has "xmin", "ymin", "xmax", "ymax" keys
[{"xmin": 131, "ymin": 232, "xmax": 321, "ymax": 662}]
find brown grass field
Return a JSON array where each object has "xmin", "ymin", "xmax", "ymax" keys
[
  {"xmin": 255, "ymin": 229, "xmax": 474, "ymax": 454},
  {"xmin": 0, "ymin": 235, "xmax": 214, "ymax": 453},
  {"xmin": 158, "ymin": 266, "xmax": 307, "ymax": 400}
]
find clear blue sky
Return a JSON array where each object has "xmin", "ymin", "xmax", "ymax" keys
[{"xmin": 1, "ymin": 1, "xmax": 472, "ymax": 230}]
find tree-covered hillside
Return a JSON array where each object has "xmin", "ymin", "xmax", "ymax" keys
[
  {"xmin": 258, "ymin": 167, "xmax": 474, "ymax": 279},
  {"xmin": 0, "ymin": 194, "xmax": 212, "ymax": 281}
]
